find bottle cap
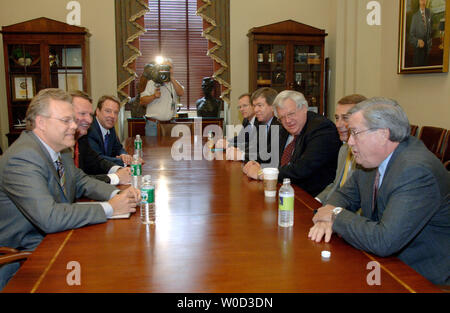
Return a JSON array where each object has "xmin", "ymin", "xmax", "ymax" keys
[
  {"xmin": 321, "ymin": 250, "xmax": 331, "ymax": 258},
  {"xmin": 136, "ymin": 135, "xmax": 141, "ymax": 139},
  {"xmin": 283, "ymin": 178, "xmax": 291, "ymax": 184},
  {"xmin": 133, "ymin": 154, "xmax": 139, "ymax": 160}
]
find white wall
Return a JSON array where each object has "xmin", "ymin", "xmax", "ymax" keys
[{"xmin": 230, "ymin": 0, "xmax": 337, "ymax": 125}]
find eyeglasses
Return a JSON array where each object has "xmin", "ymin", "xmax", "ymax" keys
[
  {"xmin": 43, "ymin": 116, "xmax": 76, "ymax": 126},
  {"xmin": 348, "ymin": 128, "xmax": 378, "ymax": 138},
  {"xmin": 278, "ymin": 108, "xmax": 299, "ymax": 123}
]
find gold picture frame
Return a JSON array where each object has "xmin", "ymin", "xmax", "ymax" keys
[
  {"xmin": 12, "ymin": 75, "xmax": 35, "ymax": 101},
  {"xmin": 398, "ymin": 0, "xmax": 450, "ymax": 74}
]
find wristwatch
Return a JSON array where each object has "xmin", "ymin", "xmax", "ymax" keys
[
  {"xmin": 332, "ymin": 207, "xmax": 343, "ymax": 222},
  {"xmin": 257, "ymin": 169, "xmax": 264, "ymax": 180}
]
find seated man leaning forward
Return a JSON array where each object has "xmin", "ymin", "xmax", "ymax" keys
[
  {"xmin": 309, "ymin": 97, "xmax": 450, "ymax": 286},
  {"xmin": 0, "ymin": 88, "xmax": 140, "ymax": 290},
  {"xmin": 243, "ymin": 90, "xmax": 341, "ymax": 197}
]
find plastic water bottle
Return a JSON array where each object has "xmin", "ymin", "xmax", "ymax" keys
[
  {"xmin": 131, "ymin": 154, "xmax": 142, "ymax": 189},
  {"xmin": 134, "ymin": 135, "xmax": 143, "ymax": 159},
  {"xmin": 140, "ymin": 175, "xmax": 155, "ymax": 224},
  {"xmin": 207, "ymin": 131, "xmax": 214, "ymax": 150},
  {"xmin": 278, "ymin": 178, "xmax": 294, "ymax": 227}
]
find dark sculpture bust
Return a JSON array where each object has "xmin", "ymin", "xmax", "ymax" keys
[{"xmin": 196, "ymin": 77, "xmax": 222, "ymax": 118}]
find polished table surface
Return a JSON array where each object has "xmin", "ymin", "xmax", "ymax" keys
[{"xmin": 3, "ymin": 136, "xmax": 442, "ymax": 293}]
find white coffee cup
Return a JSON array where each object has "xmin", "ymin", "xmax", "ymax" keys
[{"xmin": 262, "ymin": 167, "xmax": 279, "ymax": 197}]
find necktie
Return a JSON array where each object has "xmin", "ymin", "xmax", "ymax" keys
[
  {"xmin": 340, "ymin": 148, "xmax": 354, "ymax": 187},
  {"xmin": 104, "ymin": 132, "xmax": 109, "ymax": 153},
  {"xmin": 422, "ymin": 11, "xmax": 427, "ymax": 29},
  {"xmin": 55, "ymin": 156, "xmax": 67, "ymax": 197},
  {"xmin": 73, "ymin": 142, "xmax": 79, "ymax": 168},
  {"xmin": 371, "ymin": 169, "xmax": 380, "ymax": 220},
  {"xmin": 281, "ymin": 136, "xmax": 297, "ymax": 166}
]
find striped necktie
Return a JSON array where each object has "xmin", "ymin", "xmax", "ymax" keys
[
  {"xmin": 281, "ymin": 136, "xmax": 297, "ymax": 166},
  {"xmin": 55, "ymin": 156, "xmax": 67, "ymax": 197}
]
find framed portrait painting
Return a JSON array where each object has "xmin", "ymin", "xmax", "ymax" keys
[{"xmin": 398, "ymin": 0, "xmax": 450, "ymax": 74}]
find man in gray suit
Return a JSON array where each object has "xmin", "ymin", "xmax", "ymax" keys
[
  {"xmin": 316, "ymin": 94, "xmax": 367, "ymax": 203},
  {"xmin": 309, "ymin": 97, "xmax": 450, "ymax": 285},
  {"xmin": 0, "ymin": 89, "xmax": 140, "ymax": 290}
]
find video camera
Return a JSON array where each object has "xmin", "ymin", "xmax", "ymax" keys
[{"xmin": 143, "ymin": 62, "xmax": 171, "ymax": 86}]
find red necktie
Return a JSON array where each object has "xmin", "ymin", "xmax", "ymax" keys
[
  {"xmin": 281, "ymin": 136, "xmax": 297, "ymax": 166},
  {"xmin": 74, "ymin": 142, "xmax": 79, "ymax": 168}
]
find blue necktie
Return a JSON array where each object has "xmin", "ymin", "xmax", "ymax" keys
[{"xmin": 104, "ymin": 132, "xmax": 109, "ymax": 153}]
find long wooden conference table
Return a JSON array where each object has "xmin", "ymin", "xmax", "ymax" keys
[{"xmin": 3, "ymin": 136, "xmax": 442, "ymax": 293}]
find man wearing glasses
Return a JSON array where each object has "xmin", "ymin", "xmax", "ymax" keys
[
  {"xmin": 316, "ymin": 94, "xmax": 367, "ymax": 203},
  {"xmin": 0, "ymin": 89, "xmax": 140, "ymax": 290},
  {"xmin": 243, "ymin": 90, "xmax": 341, "ymax": 197},
  {"xmin": 216, "ymin": 93, "xmax": 257, "ymax": 157},
  {"xmin": 309, "ymin": 97, "xmax": 450, "ymax": 286}
]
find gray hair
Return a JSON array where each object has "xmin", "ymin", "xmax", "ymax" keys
[
  {"xmin": 348, "ymin": 97, "xmax": 410, "ymax": 142},
  {"xmin": 25, "ymin": 88, "xmax": 72, "ymax": 130},
  {"xmin": 273, "ymin": 90, "xmax": 308, "ymax": 118}
]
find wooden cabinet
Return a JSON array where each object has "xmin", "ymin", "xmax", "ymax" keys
[
  {"xmin": 1, "ymin": 17, "xmax": 90, "ymax": 145},
  {"xmin": 248, "ymin": 20, "xmax": 327, "ymax": 114}
]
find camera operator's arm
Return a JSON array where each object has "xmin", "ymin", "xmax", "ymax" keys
[
  {"xmin": 170, "ymin": 65, "xmax": 184, "ymax": 97},
  {"xmin": 139, "ymin": 78, "xmax": 161, "ymax": 107},
  {"xmin": 139, "ymin": 89, "xmax": 161, "ymax": 107}
]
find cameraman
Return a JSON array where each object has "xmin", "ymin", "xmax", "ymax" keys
[{"xmin": 139, "ymin": 58, "xmax": 184, "ymax": 136}]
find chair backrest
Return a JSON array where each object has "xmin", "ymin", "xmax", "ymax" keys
[
  {"xmin": 441, "ymin": 130, "xmax": 450, "ymax": 164},
  {"xmin": 418, "ymin": 126, "xmax": 446, "ymax": 158},
  {"xmin": 410, "ymin": 124, "xmax": 418, "ymax": 137}
]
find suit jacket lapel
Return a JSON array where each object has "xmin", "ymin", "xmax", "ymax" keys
[{"xmin": 93, "ymin": 118, "xmax": 107, "ymax": 154}]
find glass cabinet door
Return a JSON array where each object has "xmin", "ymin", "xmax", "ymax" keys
[
  {"xmin": 256, "ymin": 44, "xmax": 286, "ymax": 93},
  {"xmin": 7, "ymin": 44, "xmax": 41, "ymax": 129},
  {"xmin": 49, "ymin": 45, "xmax": 84, "ymax": 92},
  {"xmin": 293, "ymin": 44, "xmax": 322, "ymax": 112}
]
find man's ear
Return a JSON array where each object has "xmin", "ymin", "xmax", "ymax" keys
[
  {"xmin": 34, "ymin": 115, "xmax": 46, "ymax": 131},
  {"xmin": 380, "ymin": 128, "xmax": 391, "ymax": 143}
]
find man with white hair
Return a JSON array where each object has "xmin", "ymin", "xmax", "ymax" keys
[
  {"xmin": 244, "ymin": 90, "xmax": 341, "ymax": 197},
  {"xmin": 309, "ymin": 97, "xmax": 450, "ymax": 286}
]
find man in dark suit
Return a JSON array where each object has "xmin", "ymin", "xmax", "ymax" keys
[
  {"xmin": 310, "ymin": 97, "xmax": 450, "ymax": 286},
  {"xmin": 0, "ymin": 89, "xmax": 140, "ymax": 290},
  {"xmin": 236, "ymin": 87, "xmax": 280, "ymax": 166},
  {"xmin": 87, "ymin": 95, "xmax": 132, "ymax": 166},
  {"xmin": 409, "ymin": 0, "xmax": 433, "ymax": 66},
  {"xmin": 244, "ymin": 90, "xmax": 341, "ymax": 197},
  {"xmin": 216, "ymin": 93, "xmax": 256, "ymax": 153},
  {"xmin": 70, "ymin": 91, "xmax": 131, "ymax": 185}
]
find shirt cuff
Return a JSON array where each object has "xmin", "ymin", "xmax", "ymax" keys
[
  {"xmin": 100, "ymin": 202, "xmax": 113, "ymax": 218},
  {"xmin": 108, "ymin": 174, "xmax": 119, "ymax": 185},
  {"xmin": 108, "ymin": 166, "xmax": 121, "ymax": 174},
  {"xmin": 101, "ymin": 190, "xmax": 121, "ymax": 218}
]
